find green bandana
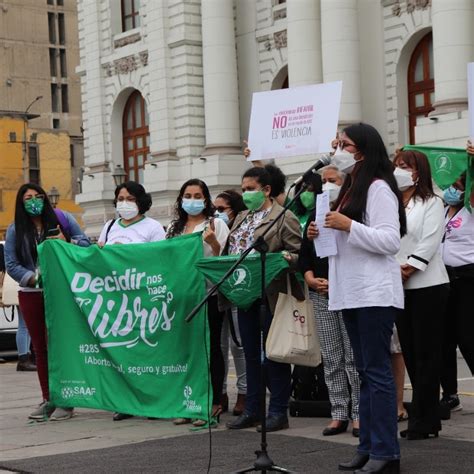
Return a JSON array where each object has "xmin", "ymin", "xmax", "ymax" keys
[
  {"xmin": 24, "ymin": 198, "xmax": 44, "ymax": 216},
  {"xmin": 299, "ymin": 191, "xmax": 315, "ymax": 209}
]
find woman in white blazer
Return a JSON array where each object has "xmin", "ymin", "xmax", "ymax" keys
[{"xmin": 393, "ymin": 150, "xmax": 449, "ymax": 440}]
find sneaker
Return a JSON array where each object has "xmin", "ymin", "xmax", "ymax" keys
[
  {"xmin": 29, "ymin": 401, "xmax": 55, "ymax": 420},
  {"xmin": 440, "ymin": 394, "xmax": 462, "ymax": 412},
  {"xmin": 50, "ymin": 407, "xmax": 74, "ymax": 421}
]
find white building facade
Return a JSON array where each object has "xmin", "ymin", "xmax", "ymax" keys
[{"xmin": 76, "ymin": 0, "xmax": 474, "ymax": 237}]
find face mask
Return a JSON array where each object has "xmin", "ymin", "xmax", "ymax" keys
[
  {"xmin": 394, "ymin": 167, "xmax": 415, "ymax": 191},
  {"xmin": 24, "ymin": 198, "xmax": 44, "ymax": 216},
  {"xmin": 243, "ymin": 190, "xmax": 266, "ymax": 211},
  {"xmin": 181, "ymin": 198, "xmax": 205, "ymax": 216},
  {"xmin": 116, "ymin": 201, "xmax": 139, "ymax": 220},
  {"xmin": 299, "ymin": 191, "xmax": 315, "ymax": 209},
  {"xmin": 331, "ymin": 146, "xmax": 359, "ymax": 174},
  {"xmin": 215, "ymin": 211, "xmax": 230, "ymax": 225},
  {"xmin": 322, "ymin": 182, "xmax": 342, "ymax": 203},
  {"xmin": 443, "ymin": 186, "xmax": 464, "ymax": 206}
]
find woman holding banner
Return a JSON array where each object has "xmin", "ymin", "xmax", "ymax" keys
[
  {"xmin": 166, "ymin": 178, "xmax": 229, "ymax": 427},
  {"xmin": 98, "ymin": 180, "xmax": 166, "ymax": 421},
  {"xmin": 5, "ymin": 183, "xmax": 89, "ymax": 421},
  {"xmin": 224, "ymin": 167, "xmax": 302, "ymax": 433},
  {"xmin": 308, "ymin": 123, "xmax": 405, "ymax": 473}
]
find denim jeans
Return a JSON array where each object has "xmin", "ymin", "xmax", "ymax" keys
[
  {"xmin": 238, "ymin": 300, "xmax": 291, "ymax": 417},
  {"xmin": 343, "ymin": 307, "xmax": 400, "ymax": 461},
  {"xmin": 16, "ymin": 306, "xmax": 31, "ymax": 356}
]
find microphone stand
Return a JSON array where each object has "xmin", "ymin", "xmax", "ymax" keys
[{"xmin": 186, "ymin": 163, "xmax": 317, "ymax": 473}]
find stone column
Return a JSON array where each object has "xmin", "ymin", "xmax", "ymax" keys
[
  {"xmin": 201, "ymin": 0, "xmax": 241, "ymax": 154},
  {"xmin": 287, "ymin": 0, "xmax": 323, "ymax": 87},
  {"xmin": 321, "ymin": 0, "xmax": 362, "ymax": 124},
  {"xmin": 431, "ymin": 0, "xmax": 474, "ymax": 114}
]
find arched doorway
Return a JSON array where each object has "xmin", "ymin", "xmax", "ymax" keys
[
  {"xmin": 122, "ymin": 90, "xmax": 149, "ymax": 183},
  {"xmin": 407, "ymin": 32, "xmax": 434, "ymax": 144}
]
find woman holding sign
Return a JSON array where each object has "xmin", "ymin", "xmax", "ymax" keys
[
  {"xmin": 166, "ymin": 178, "xmax": 229, "ymax": 427},
  {"xmin": 308, "ymin": 123, "xmax": 405, "ymax": 473},
  {"xmin": 5, "ymin": 183, "xmax": 89, "ymax": 421},
  {"xmin": 224, "ymin": 167, "xmax": 302, "ymax": 433}
]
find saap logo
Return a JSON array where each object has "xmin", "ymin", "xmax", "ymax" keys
[
  {"xmin": 230, "ymin": 266, "xmax": 252, "ymax": 293},
  {"xmin": 434, "ymin": 153, "xmax": 452, "ymax": 173},
  {"xmin": 184, "ymin": 385, "xmax": 192, "ymax": 400},
  {"xmin": 61, "ymin": 385, "xmax": 96, "ymax": 399}
]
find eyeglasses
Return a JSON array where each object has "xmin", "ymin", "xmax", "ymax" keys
[
  {"xmin": 23, "ymin": 194, "xmax": 45, "ymax": 201},
  {"xmin": 215, "ymin": 206, "xmax": 230, "ymax": 213},
  {"xmin": 339, "ymin": 141, "xmax": 356, "ymax": 151}
]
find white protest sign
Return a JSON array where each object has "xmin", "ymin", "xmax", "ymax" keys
[
  {"xmin": 468, "ymin": 63, "xmax": 474, "ymax": 139},
  {"xmin": 247, "ymin": 81, "xmax": 342, "ymax": 161}
]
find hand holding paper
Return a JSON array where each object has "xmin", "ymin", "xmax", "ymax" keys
[{"xmin": 313, "ymin": 191, "xmax": 338, "ymax": 258}]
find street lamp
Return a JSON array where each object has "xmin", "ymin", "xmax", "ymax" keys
[
  {"xmin": 112, "ymin": 165, "xmax": 127, "ymax": 187},
  {"xmin": 48, "ymin": 186, "xmax": 60, "ymax": 208},
  {"xmin": 23, "ymin": 96, "xmax": 43, "ymax": 182}
]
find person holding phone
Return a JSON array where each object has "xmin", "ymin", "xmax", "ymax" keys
[{"xmin": 5, "ymin": 183, "xmax": 89, "ymax": 421}]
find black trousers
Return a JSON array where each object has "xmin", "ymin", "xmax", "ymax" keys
[
  {"xmin": 440, "ymin": 276, "xmax": 474, "ymax": 395},
  {"xmin": 208, "ymin": 295, "xmax": 225, "ymax": 406},
  {"xmin": 396, "ymin": 284, "xmax": 449, "ymax": 434}
]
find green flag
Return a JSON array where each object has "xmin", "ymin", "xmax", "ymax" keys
[
  {"xmin": 402, "ymin": 145, "xmax": 472, "ymax": 210},
  {"xmin": 39, "ymin": 234, "xmax": 210, "ymax": 419},
  {"xmin": 196, "ymin": 253, "xmax": 289, "ymax": 310}
]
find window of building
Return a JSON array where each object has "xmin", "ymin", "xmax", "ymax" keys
[
  {"xmin": 53, "ymin": 118, "xmax": 60, "ymax": 129},
  {"xmin": 122, "ymin": 90, "xmax": 149, "ymax": 183},
  {"xmin": 47, "ymin": 0, "xmax": 54, "ymax": 5},
  {"xmin": 28, "ymin": 145, "xmax": 40, "ymax": 185},
  {"xmin": 51, "ymin": 83, "xmax": 59, "ymax": 112},
  {"xmin": 57, "ymin": 0, "xmax": 64, "ymax": 6},
  {"xmin": 60, "ymin": 49, "xmax": 67, "ymax": 77},
  {"xmin": 70, "ymin": 143, "xmax": 75, "ymax": 167},
  {"xmin": 61, "ymin": 84, "xmax": 69, "ymax": 113},
  {"xmin": 49, "ymin": 48, "xmax": 57, "ymax": 76},
  {"xmin": 58, "ymin": 13, "xmax": 65, "ymax": 45},
  {"xmin": 48, "ymin": 12, "xmax": 56, "ymax": 44},
  {"xmin": 121, "ymin": 0, "xmax": 140, "ymax": 32},
  {"xmin": 407, "ymin": 32, "xmax": 434, "ymax": 144}
]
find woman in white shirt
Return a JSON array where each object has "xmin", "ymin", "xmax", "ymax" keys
[
  {"xmin": 309, "ymin": 123, "xmax": 405, "ymax": 473},
  {"xmin": 440, "ymin": 168, "xmax": 474, "ymax": 412},
  {"xmin": 393, "ymin": 150, "xmax": 449, "ymax": 441},
  {"xmin": 166, "ymin": 178, "xmax": 229, "ymax": 426},
  {"xmin": 98, "ymin": 181, "xmax": 166, "ymax": 421}
]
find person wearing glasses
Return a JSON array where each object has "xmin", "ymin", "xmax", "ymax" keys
[
  {"xmin": 97, "ymin": 181, "xmax": 166, "ymax": 421},
  {"xmin": 4, "ymin": 183, "xmax": 89, "ymax": 421},
  {"xmin": 213, "ymin": 190, "xmax": 248, "ymax": 416},
  {"xmin": 308, "ymin": 124, "xmax": 405, "ymax": 473}
]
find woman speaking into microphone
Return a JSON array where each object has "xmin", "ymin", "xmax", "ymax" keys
[{"xmin": 308, "ymin": 123, "xmax": 406, "ymax": 474}]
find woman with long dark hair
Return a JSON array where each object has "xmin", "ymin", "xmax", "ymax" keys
[
  {"xmin": 166, "ymin": 178, "xmax": 229, "ymax": 426},
  {"xmin": 5, "ymin": 183, "xmax": 89, "ymax": 421},
  {"xmin": 309, "ymin": 123, "xmax": 406, "ymax": 473},
  {"xmin": 392, "ymin": 150, "xmax": 449, "ymax": 441}
]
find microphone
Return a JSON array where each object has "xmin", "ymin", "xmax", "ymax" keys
[{"xmin": 292, "ymin": 154, "xmax": 332, "ymax": 187}]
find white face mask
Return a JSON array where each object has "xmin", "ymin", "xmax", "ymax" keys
[
  {"xmin": 331, "ymin": 146, "xmax": 359, "ymax": 174},
  {"xmin": 394, "ymin": 167, "xmax": 415, "ymax": 191},
  {"xmin": 322, "ymin": 182, "xmax": 342, "ymax": 203},
  {"xmin": 116, "ymin": 201, "xmax": 139, "ymax": 220}
]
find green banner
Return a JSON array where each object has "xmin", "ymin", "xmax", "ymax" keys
[
  {"xmin": 403, "ymin": 145, "xmax": 472, "ymax": 210},
  {"xmin": 39, "ymin": 234, "xmax": 210, "ymax": 419},
  {"xmin": 196, "ymin": 253, "xmax": 289, "ymax": 309}
]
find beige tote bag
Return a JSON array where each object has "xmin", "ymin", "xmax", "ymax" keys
[
  {"xmin": 266, "ymin": 275, "xmax": 321, "ymax": 367},
  {"xmin": 2, "ymin": 272, "xmax": 20, "ymax": 306}
]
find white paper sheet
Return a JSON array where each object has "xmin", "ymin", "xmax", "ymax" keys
[{"xmin": 313, "ymin": 191, "xmax": 338, "ymax": 258}]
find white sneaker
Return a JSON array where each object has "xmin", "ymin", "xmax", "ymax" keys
[
  {"xmin": 29, "ymin": 401, "xmax": 55, "ymax": 420},
  {"xmin": 50, "ymin": 407, "xmax": 74, "ymax": 421}
]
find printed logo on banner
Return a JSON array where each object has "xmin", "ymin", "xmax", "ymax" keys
[
  {"xmin": 434, "ymin": 153, "xmax": 452, "ymax": 173},
  {"xmin": 230, "ymin": 266, "xmax": 252, "ymax": 293},
  {"xmin": 182, "ymin": 385, "xmax": 202, "ymax": 413},
  {"xmin": 70, "ymin": 269, "xmax": 177, "ymax": 349},
  {"xmin": 61, "ymin": 385, "xmax": 96, "ymax": 399}
]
